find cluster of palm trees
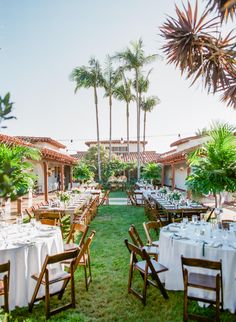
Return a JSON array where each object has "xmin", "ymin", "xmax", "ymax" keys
[{"xmin": 71, "ymin": 39, "xmax": 160, "ymax": 181}]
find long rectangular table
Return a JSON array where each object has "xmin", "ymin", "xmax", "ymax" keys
[{"xmin": 147, "ymin": 192, "xmax": 208, "ymax": 222}]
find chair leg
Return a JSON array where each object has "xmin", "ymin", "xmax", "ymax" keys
[
  {"xmin": 215, "ymin": 279, "xmax": 220, "ymax": 322},
  {"xmin": 29, "ymin": 278, "xmax": 42, "ymax": 312},
  {"xmin": 45, "ymin": 272, "xmax": 50, "ymax": 320},
  {"xmin": 71, "ymin": 270, "xmax": 76, "ymax": 308},
  {"xmin": 3, "ymin": 276, "xmax": 9, "ymax": 313},
  {"xmin": 128, "ymin": 264, "xmax": 133, "ymax": 293},
  {"xmin": 83, "ymin": 265, "xmax": 88, "ymax": 291},
  {"xmin": 142, "ymin": 272, "xmax": 147, "ymax": 305},
  {"xmin": 183, "ymin": 271, "xmax": 188, "ymax": 322}
]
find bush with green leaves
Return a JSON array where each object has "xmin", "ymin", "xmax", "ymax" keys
[
  {"xmin": 0, "ymin": 93, "xmax": 16, "ymax": 129},
  {"xmin": 73, "ymin": 162, "xmax": 94, "ymax": 183},
  {"xmin": 0, "ymin": 144, "xmax": 41, "ymax": 200},
  {"xmin": 141, "ymin": 162, "xmax": 162, "ymax": 184},
  {"xmin": 186, "ymin": 123, "xmax": 236, "ymax": 207}
]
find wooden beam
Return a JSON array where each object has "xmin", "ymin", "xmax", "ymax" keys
[
  {"xmin": 161, "ymin": 165, "xmax": 165, "ymax": 186},
  {"xmin": 171, "ymin": 164, "xmax": 175, "ymax": 190},
  {"xmin": 186, "ymin": 166, "xmax": 191, "ymax": 199},
  {"xmin": 43, "ymin": 161, "xmax": 48, "ymax": 202},
  {"xmin": 69, "ymin": 166, "xmax": 73, "ymax": 189},
  {"xmin": 60, "ymin": 165, "xmax": 65, "ymax": 191}
]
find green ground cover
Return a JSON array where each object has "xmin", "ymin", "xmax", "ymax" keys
[
  {"xmin": 8, "ymin": 205, "xmax": 235, "ymax": 321},
  {"xmin": 108, "ymin": 190, "xmax": 127, "ymax": 198}
]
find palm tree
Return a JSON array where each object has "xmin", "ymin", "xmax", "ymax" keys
[
  {"xmin": 141, "ymin": 96, "xmax": 160, "ymax": 155},
  {"xmin": 186, "ymin": 122, "xmax": 236, "ymax": 207},
  {"xmin": 103, "ymin": 55, "xmax": 121, "ymax": 161},
  {"xmin": 160, "ymin": 1, "xmax": 236, "ymax": 108},
  {"xmin": 113, "ymin": 77, "xmax": 134, "ymax": 159},
  {"xmin": 0, "ymin": 93, "xmax": 16, "ymax": 129},
  {"xmin": 114, "ymin": 39, "xmax": 158, "ymax": 179},
  {"xmin": 71, "ymin": 57, "xmax": 104, "ymax": 181}
]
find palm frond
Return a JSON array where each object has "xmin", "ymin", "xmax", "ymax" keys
[{"xmin": 206, "ymin": 0, "xmax": 236, "ymax": 21}]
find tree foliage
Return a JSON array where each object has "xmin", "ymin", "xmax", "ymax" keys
[
  {"xmin": 160, "ymin": 1, "xmax": 236, "ymax": 108},
  {"xmin": 186, "ymin": 123, "xmax": 236, "ymax": 205},
  {"xmin": 141, "ymin": 162, "xmax": 162, "ymax": 183},
  {"xmin": 73, "ymin": 162, "xmax": 94, "ymax": 182},
  {"xmin": 0, "ymin": 93, "xmax": 16, "ymax": 129},
  {"xmin": 0, "ymin": 144, "xmax": 41, "ymax": 200}
]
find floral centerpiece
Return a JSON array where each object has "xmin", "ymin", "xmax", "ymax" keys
[
  {"xmin": 71, "ymin": 187, "xmax": 81, "ymax": 194},
  {"xmin": 169, "ymin": 190, "xmax": 182, "ymax": 201},
  {"xmin": 56, "ymin": 191, "xmax": 70, "ymax": 203},
  {"xmin": 159, "ymin": 187, "xmax": 168, "ymax": 194}
]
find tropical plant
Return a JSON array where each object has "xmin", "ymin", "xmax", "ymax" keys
[
  {"xmin": 114, "ymin": 39, "xmax": 158, "ymax": 179},
  {"xmin": 71, "ymin": 57, "xmax": 104, "ymax": 181},
  {"xmin": 0, "ymin": 93, "xmax": 16, "ymax": 129},
  {"xmin": 102, "ymin": 158, "xmax": 126, "ymax": 182},
  {"xmin": 160, "ymin": 1, "xmax": 236, "ymax": 108},
  {"xmin": 0, "ymin": 144, "xmax": 41, "ymax": 200},
  {"xmin": 186, "ymin": 122, "xmax": 236, "ymax": 207},
  {"xmin": 141, "ymin": 162, "xmax": 162, "ymax": 184},
  {"xmin": 141, "ymin": 96, "xmax": 160, "ymax": 154},
  {"xmin": 195, "ymin": 127, "xmax": 209, "ymax": 136},
  {"xmin": 73, "ymin": 162, "xmax": 94, "ymax": 183},
  {"xmin": 103, "ymin": 55, "xmax": 122, "ymax": 161}
]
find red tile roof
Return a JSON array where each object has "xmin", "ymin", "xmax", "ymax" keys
[
  {"xmin": 70, "ymin": 151, "xmax": 86, "ymax": 161},
  {"xmin": 0, "ymin": 134, "xmax": 76, "ymax": 165},
  {"xmin": 16, "ymin": 136, "xmax": 66, "ymax": 149},
  {"xmin": 157, "ymin": 145, "xmax": 201, "ymax": 164},
  {"xmin": 170, "ymin": 135, "xmax": 203, "ymax": 147},
  {"xmin": 72, "ymin": 150, "xmax": 160, "ymax": 164},
  {"xmin": 85, "ymin": 140, "xmax": 147, "ymax": 146}
]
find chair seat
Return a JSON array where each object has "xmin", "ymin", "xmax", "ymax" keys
[
  {"xmin": 142, "ymin": 245, "xmax": 159, "ymax": 255},
  {"xmin": 152, "ymin": 240, "xmax": 159, "ymax": 247},
  {"xmin": 135, "ymin": 259, "xmax": 168, "ymax": 275},
  {"xmin": 64, "ymin": 243, "xmax": 79, "ymax": 251},
  {"xmin": 32, "ymin": 269, "xmax": 71, "ymax": 285},
  {"xmin": 188, "ymin": 272, "xmax": 217, "ymax": 290},
  {"xmin": 0, "ymin": 280, "xmax": 4, "ymax": 294}
]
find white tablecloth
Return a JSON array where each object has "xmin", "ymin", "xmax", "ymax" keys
[
  {"xmin": 0, "ymin": 224, "xmax": 64, "ymax": 310},
  {"xmin": 159, "ymin": 222, "xmax": 236, "ymax": 313}
]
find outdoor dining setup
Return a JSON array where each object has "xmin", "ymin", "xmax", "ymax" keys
[
  {"xmin": 124, "ymin": 183, "xmax": 236, "ymax": 321},
  {"xmin": 0, "ymin": 187, "xmax": 103, "ymax": 319}
]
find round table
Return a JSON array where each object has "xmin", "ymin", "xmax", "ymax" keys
[
  {"xmin": 0, "ymin": 223, "xmax": 64, "ymax": 310},
  {"xmin": 159, "ymin": 222, "xmax": 236, "ymax": 313}
]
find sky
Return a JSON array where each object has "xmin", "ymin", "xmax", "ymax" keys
[{"xmin": 0, "ymin": 0, "xmax": 235, "ymax": 154}]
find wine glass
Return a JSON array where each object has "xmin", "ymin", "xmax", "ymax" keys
[
  {"xmin": 30, "ymin": 218, "xmax": 36, "ymax": 228},
  {"xmin": 192, "ymin": 215, "xmax": 198, "ymax": 224}
]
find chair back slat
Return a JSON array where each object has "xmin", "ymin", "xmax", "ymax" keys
[
  {"xmin": 47, "ymin": 249, "xmax": 79, "ymax": 265},
  {"xmin": 181, "ymin": 256, "xmax": 222, "ymax": 270},
  {"xmin": 128, "ymin": 224, "xmax": 144, "ymax": 247},
  {"xmin": 66, "ymin": 223, "xmax": 89, "ymax": 247},
  {"xmin": 0, "ymin": 261, "xmax": 10, "ymax": 274}
]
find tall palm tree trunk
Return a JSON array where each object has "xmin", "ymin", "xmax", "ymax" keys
[
  {"xmin": 143, "ymin": 110, "xmax": 146, "ymax": 156},
  {"xmin": 109, "ymin": 95, "xmax": 112, "ymax": 162},
  {"xmin": 135, "ymin": 69, "xmax": 141, "ymax": 180},
  {"xmin": 126, "ymin": 102, "xmax": 130, "ymax": 182},
  {"xmin": 94, "ymin": 86, "xmax": 101, "ymax": 181}
]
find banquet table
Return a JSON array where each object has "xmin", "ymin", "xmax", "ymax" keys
[
  {"xmin": 149, "ymin": 192, "xmax": 208, "ymax": 221},
  {"xmin": 159, "ymin": 222, "xmax": 236, "ymax": 313},
  {"xmin": 0, "ymin": 223, "xmax": 64, "ymax": 310},
  {"xmin": 36, "ymin": 194, "xmax": 91, "ymax": 223}
]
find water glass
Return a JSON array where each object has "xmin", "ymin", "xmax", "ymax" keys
[{"xmin": 192, "ymin": 215, "xmax": 198, "ymax": 224}]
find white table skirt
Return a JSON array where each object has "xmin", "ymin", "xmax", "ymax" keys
[
  {"xmin": 159, "ymin": 223, "xmax": 236, "ymax": 313},
  {"xmin": 0, "ymin": 224, "xmax": 64, "ymax": 310}
]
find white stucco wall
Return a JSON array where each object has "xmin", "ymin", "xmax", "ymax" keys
[
  {"xmin": 176, "ymin": 136, "xmax": 208, "ymax": 152},
  {"xmin": 164, "ymin": 165, "xmax": 172, "ymax": 187},
  {"xmin": 174, "ymin": 163, "xmax": 188, "ymax": 190}
]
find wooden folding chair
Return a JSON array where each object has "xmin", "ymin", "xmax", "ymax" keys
[
  {"xmin": 205, "ymin": 207, "xmax": 215, "ymax": 222},
  {"xmin": 99, "ymin": 190, "xmax": 110, "ymax": 206},
  {"xmin": 129, "ymin": 224, "xmax": 159, "ymax": 260},
  {"xmin": 181, "ymin": 256, "xmax": 223, "ymax": 322},
  {"xmin": 124, "ymin": 239, "xmax": 168, "ymax": 305},
  {"xmin": 60, "ymin": 231, "xmax": 96, "ymax": 293},
  {"xmin": 29, "ymin": 249, "xmax": 78, "ymax": 320},
  {"xmin": 127, "ymin": 190, "xmax": 136, "ymax": 206},
  {"xmin": 143, "ymin": 221, "xmax": 161, "ymax": 247},
  {"xmin": 35, "ymin": 211, "xmax": 63, "ymax": 227},
  {"xmin": 0, "ymin": 261, "xmax": 10, "ymax": 313},
  {"xmin": 64, "ymin": 223, "xmax": 89, "ymax": 251}
]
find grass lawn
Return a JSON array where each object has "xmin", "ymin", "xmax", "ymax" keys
[
  {"xmin": 108, "ymin": 190, "xmax": 127, "ymax": 198},
  {"xmin": 9, "ymin": 205, "xmax": 235, "ymax": 321}
]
